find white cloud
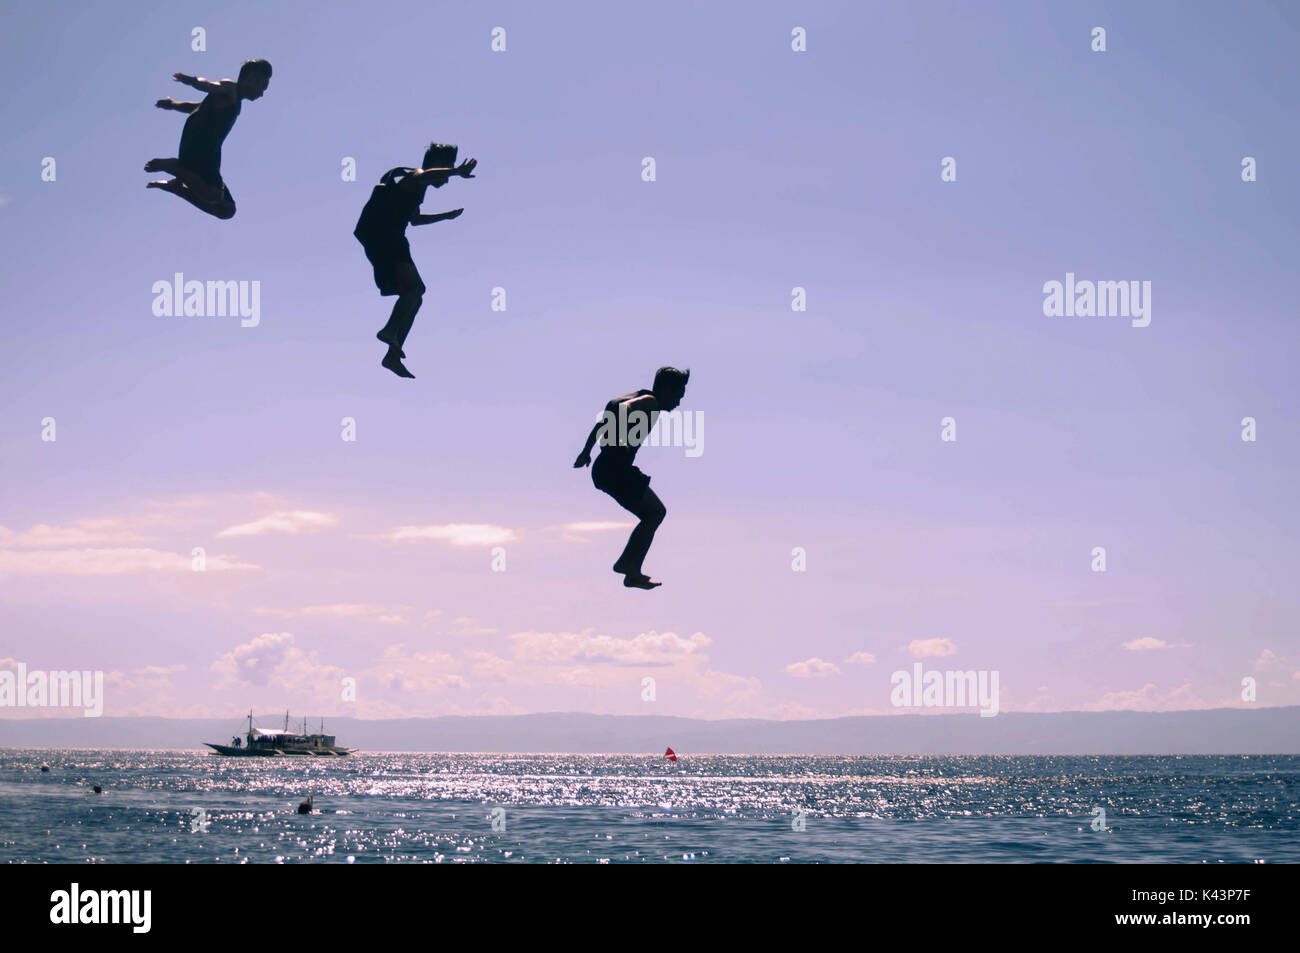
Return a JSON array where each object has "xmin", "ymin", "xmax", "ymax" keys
[
  {"xmin": 366, "ymin": 644, "xmax": 467, "ymax": 694},
  {"xmin": 554, "ymin": 520, "xmax": 636, "ymax": 542},
  {"xmin": 908, "ymin": 638, "xmax": 956, "ymax": 658},
  {"xmin": 845, "ymin": 651, "xmax": 876, "ymax": 665},
  {"xmin": 442, "ymin": 615, "xmax": 495, "ymax": 636},
  {"xmin": 511, "ymin": 629, "xmax": 711, "ymax": 665},
  {"xmin": 135, "ymin": 664, "xmax": 187, "ymax": 676},
  {"xmin": 82, "ymin": 662, "xmax": 189, "ymax": 716},
  {"xmin": 1253, "ymin": 649, "xmax": 1288, "ymax": 672},
  {"xmin": 211, "ymin": 632, "xmax": 296, "ymax": 686},
  {"xmin": 253, "ymin": 604, "xmax": 408, "ymax": 624},
  {"xmin": 217, "ymin": 510, "xmax": 338, "ymax": 538},
  {"xmin": 0, "ymin": 547, "xmax": 257, "ymax": 574},
  {"xmin": 463, "ymin": 642, "xmax": 763, "ymax": 709},
  {"xmin": 465, "ymin": 651, "xmax": 516, "ymax": 680},
  {"xmin": 378, "ymin": 523, "xmax": 518, "ymax": 547},
  {"xmin": 786, "ymin": 657, "xmax": 841, "ymax": 678},
  {"xmin": 210, "ymin": 632, "xmax": 346, "ymax": 696},
  {"xmin": 0, "ymin": 519, "xmax": 158, "ymax": 548},
  {"xmin": 1252, "ymin": 650, "xmax": 1299, "ymax": 682},
  {"xmin": 1082, "ymin": 682, "xmax": 1205, "ymax": 712},
  {"xmin": 1122, "ymin": 637, "xmax": 1189, "ymax": 651}
]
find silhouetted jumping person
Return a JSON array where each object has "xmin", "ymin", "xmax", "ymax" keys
[
  {"xmin": 574, "ymin": 367, "xmax": 690, "ymax": 589},
  {"xmin": 353, "ymin": 143, "xmax": 477, "ymax": 378},
  {"xmin": 145, "ymin": 59, "xmax": 272, "ymax": 220}
]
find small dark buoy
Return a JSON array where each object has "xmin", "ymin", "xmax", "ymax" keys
[
  {"xmin": 40, "ymin": 764, "xmax": 50, "ymax": 773},
  {"xmin": 297, "ymin": 795, "xmax": 312, "ymax": 814},
  {"xmin": 92, "ymin": 784, "xmax": 102, "ymax": 794}
]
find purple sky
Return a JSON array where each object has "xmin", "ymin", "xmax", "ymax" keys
[{"xmin": 1, "ymin": 1, "xmax": 1298, "ymax": 723}]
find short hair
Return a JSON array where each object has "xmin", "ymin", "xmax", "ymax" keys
[
  {"xmin": 239, "ymin": 59, "xmax": 273, "ymax": 82},
  {"xmin": 653, "ymin": 366, "xmax": 690, "ymax": 393},
  {"xmin": 423, "ymin": 142, "xmax": 458, "ymax": 169}
]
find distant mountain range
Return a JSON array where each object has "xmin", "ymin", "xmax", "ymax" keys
[{"xmin": 1, "ymin": 707, "xmax": 1297, "ymax": 754}]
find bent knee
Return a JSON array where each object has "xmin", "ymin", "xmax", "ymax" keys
[
  {"xmin": 215, "ymin": 203, "xmax": 236, "ymax": 221},
  {"xmin": 645, "ymin": 502, "xmax": 666, "ymax": 525}
]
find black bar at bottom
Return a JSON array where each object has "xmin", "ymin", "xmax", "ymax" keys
[{"xmin": 0, "ymin": 862, "xmax": 1274, "ymax": 939}]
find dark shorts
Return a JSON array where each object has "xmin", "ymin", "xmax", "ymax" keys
[
  {"xmin": 359, "ymin": 237, "xmax": 416, "ymax": 296},
  {"xmin": 592, "ymin": 454, "xmax": 651, "ymax": 512},
  {"xmin": 175, "ymin": 157, "xmax": 234, "ymax": 205}
]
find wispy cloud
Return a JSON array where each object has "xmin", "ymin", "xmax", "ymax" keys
[
  {"xmin": 135, "ymin": 664, "xmax": 187, "ymax": 676},
  {"xmin": 1082, "ymin": 682, "xmax": 1205, "ymax": 712},
  {"xmin": 463, "ymin": 636, "xmax": 763, "ymax": 711},
  {"xmin": 377, "ymin": 523, "xmax": 518, "ymax": 547},
  {"xmin": 368, "ymin": 644, "xmax": 468, "ymax": 693},
  {"xmin": 552, "ymin": 520, "xmax": 636, "ymax": 542},
  {"xmin": 1252, "ymin": 650, "xmax": 1300, "ymax": 684},
  {"xmin": 0, "ymin": 519, "xmax": 160, "ymax": 548},
  {"xmin": 558, "ymin": 521, "xmax": 635, "ymax": 533},
  {"xmin": 0, "ymin": 548, "xmax": 257, "ymax": 574},
  {"xmin": 217, "ymin": 510, "xmax": 339, "ymax": 538},
  {"xmin": 786, "ymin": 657, "xmax": 841, "ymax": 678},
  {"xmin": 511, "ymin": 629, "xmax": 710, "ymax": 666},
  {"xmin": 1122, "ymin": 637, "xmax": 1189, "ymax": 651},
  {"xmin": 253, "ymin": 604, "xmax": 409, "ymax": 624},
  {"xmin": 443, "ymin": 615, "xmax": 496, "ymax": 636}
]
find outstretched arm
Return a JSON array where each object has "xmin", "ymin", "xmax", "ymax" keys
[
  {"xmin": 403, "ymin": 158, "xmax": 478, "ymax": 189},
  {"xmin": 156, "ymin": 98, "xmax": 201, "ymax": 113},
  {"xmin": 172, "ymin": 73, "xmax": 232, "ymax": 96},
  {"xmin": 411, "ymin": 208, "xmax": 463, "ymax": 226}
]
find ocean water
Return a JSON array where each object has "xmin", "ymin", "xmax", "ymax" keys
[{"xmin": 0, "ymin": 751, "xmax": 1295, "ymax": 863}]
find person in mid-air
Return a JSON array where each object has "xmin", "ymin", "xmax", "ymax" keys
[
  {"xmin": 353, "ymin": 143, "xmax": 477, "ymax": 378},
  {"xmin": 145, "ymin": 59, "xmax": 272, "ymax": 220},
  {"xmin": 573, "ymin": 367, "xmax": 690, "ymax": 589}
]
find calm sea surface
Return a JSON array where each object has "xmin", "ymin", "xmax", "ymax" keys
[{"xmin": 1, "ymin": 751, "xmax": 1295, "ymax": 863}]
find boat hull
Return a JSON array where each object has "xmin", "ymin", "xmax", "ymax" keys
[{"xmin": 204, "ymin": 743, "xmax": 351, "ymax": 757}]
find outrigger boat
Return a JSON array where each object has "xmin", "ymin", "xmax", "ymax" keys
[{"xmin": 205, "ymin": 710, "xmax": 353, "ymax": 757}]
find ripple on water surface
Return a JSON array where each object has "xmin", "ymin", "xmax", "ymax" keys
[{"xmin": 1, "ymin": 752, "xmax": 1295, "ymax": 863}]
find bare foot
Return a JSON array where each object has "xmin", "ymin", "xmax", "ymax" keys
[
  {"xmin": 623, "ymin": 574, "xmax": 661, "ymax": 589},
  {"xmin": 146, "ymin": 179, "xmax": 182, "ymax": 193},
  {"xmin": 381, "ymin": 350, "xmax": 415, "ymax": 378},
  {"xmin": 144, "ymin": 158, "xmax": 178, "ymax": 174}
]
